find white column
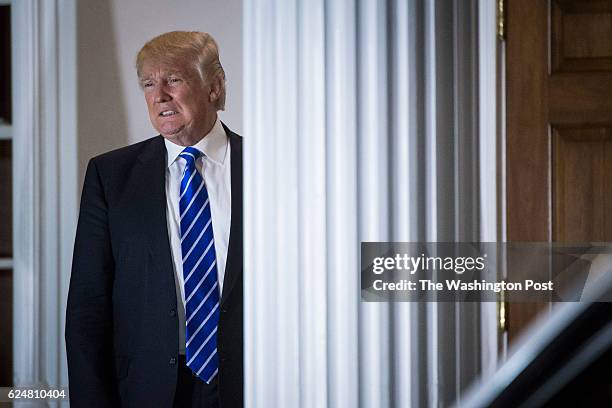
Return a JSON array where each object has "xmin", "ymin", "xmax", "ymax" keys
[
  {"xmin": 12, "ymin": 0, "xmax": 41, "ymax": 387},
  {"xmin": 297, "ymin": 0, "xmax": 329, "ymax": 405},
  {"xmin": 324, "ymin": 1, "xmax": 360, "ymax": 407},
  {"xmin": 243, "ymin": 0, "xmax": 497, "ymax": 407},
  {"xmin": 12, "ymin": 1, "xmax": 77, "ymax": 404},
  {"xmin": 389, "ymin": 1, "xmax": 422, "ymax": 406},
  {"xmin": 357, "ymin": 0, "xmax": 390, "ymax": 406}
]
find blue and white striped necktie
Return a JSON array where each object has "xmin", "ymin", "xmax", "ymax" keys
[{"xmin": 178, "ymin": 146, "xmax": 220, "ymax": 383}]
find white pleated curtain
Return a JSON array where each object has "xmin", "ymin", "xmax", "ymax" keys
[{"xmin": 243, "ymin": 0, "xmax": 499, "ymax": 407}]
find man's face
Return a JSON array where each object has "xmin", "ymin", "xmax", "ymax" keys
[{"xmin": 140, "ymin": 59, "xmax": 216, "ymax": 145}]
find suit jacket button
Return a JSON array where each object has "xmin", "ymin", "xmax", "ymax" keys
[
  {"xmin": 169, "ymin": 309, "xmax": 176, "ymax": 317},
  {"xmin": 169, "ymin": 357, "xmax": 177, "ymax": 366}
]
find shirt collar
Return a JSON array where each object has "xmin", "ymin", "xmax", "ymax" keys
[{"xmin": 164, "ymin": 117, "xmax": 228, "ymax": 168}]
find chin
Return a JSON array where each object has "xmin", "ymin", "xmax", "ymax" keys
[{"xmin": 159, "ymin": 126, "xmax": 185, "ymax": 138}]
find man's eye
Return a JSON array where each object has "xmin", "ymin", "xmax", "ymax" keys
[
  {"xmin": 168, "ymin": 78, "xmax": 182, "ymax": 84},
  {"xmin": 143, "ymin": 82, "xmax": 154, "ymax": 88}
]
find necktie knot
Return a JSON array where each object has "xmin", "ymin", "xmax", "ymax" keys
[{"xmin": 179, "ymin": 147, "xmax": 203, "ymax": 167}]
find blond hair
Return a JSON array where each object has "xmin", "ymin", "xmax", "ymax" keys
[{"xmin": 136, "ymin": 31, "xmax": 226, "ymax": 110}]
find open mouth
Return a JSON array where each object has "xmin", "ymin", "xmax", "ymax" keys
[{"xmin": 159, "ymin": 110, "xmax": 178, "ymax": 117}]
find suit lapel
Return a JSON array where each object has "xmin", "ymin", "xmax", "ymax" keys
[
  {"xmin": 220, "ymin": 125, "xmax": 243, "ymax": 306},
  {"xmin": 136, "ymin": 137, "xmax": 177, "ymax": 303}
]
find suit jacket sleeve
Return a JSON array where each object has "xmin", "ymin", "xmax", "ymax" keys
[{"xmin": 65, "ymin": 158, "xmax": 119, "ymax": 407}]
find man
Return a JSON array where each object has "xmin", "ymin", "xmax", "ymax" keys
[{"xmin": 66, "ymin": 31, "xmax": 243, "ymax": 408}]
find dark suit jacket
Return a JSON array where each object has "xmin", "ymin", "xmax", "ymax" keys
[{"xmin": 66, "ymin": 125, "xmax": 243, "ymax": 408}]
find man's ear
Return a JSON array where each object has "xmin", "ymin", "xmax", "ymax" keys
[{"xmin": 209, "ymin": 77, "xmax": 222, "ymax": 103}]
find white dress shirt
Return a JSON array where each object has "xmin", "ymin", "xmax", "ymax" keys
[{"xmin": 164, "ymin": 117, "xmax": 232, "ymax": 354}]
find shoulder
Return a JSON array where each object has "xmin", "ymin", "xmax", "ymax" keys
[
  {"xmin": 221, "ymin": 122, "xmax": 242, "ymax": 153},
  {"xmin": 220, "ymin": 121, "xmax": 242, "ymax": 142},
  {"xmin": 90, "ymin": 136, "xmax": 164, "ymax": 168}
]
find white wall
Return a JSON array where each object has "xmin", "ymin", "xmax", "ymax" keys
[{"xmin": 76, "ymin": 0, "xmax": 243, "ymax": 181}]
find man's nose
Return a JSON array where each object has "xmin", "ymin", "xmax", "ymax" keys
[{"xmin": 153, "ymin": 86, "xmax": 171, "ymax": 103}]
